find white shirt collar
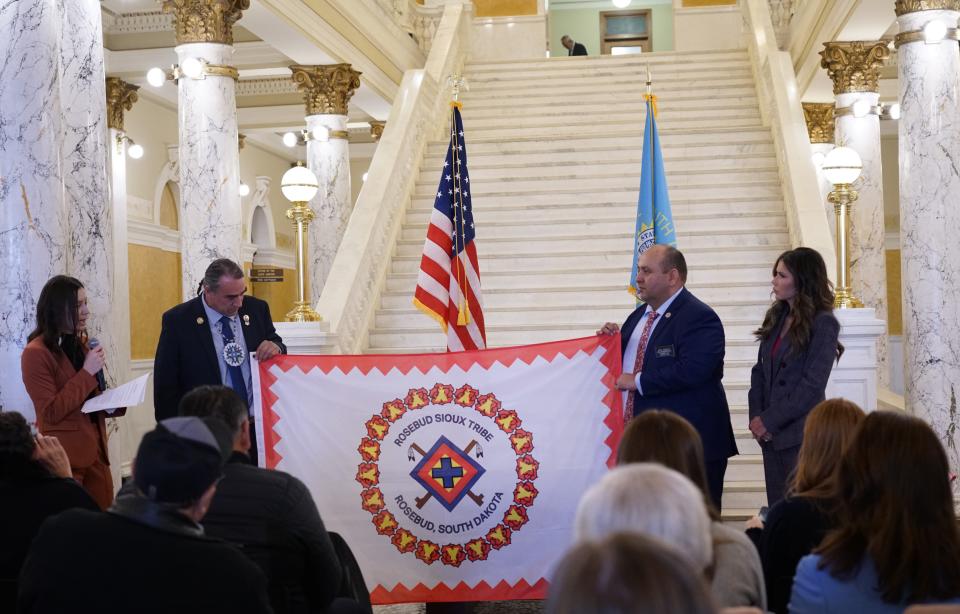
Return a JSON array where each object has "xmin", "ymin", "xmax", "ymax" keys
[{"xmin": 644, "ymin": 286, "xmax": 684, "ymax": 317}]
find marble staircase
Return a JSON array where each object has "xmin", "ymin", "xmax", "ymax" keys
[{"xmin": 366, "ymin": 49, "xmax": 777, "ymax": 520}]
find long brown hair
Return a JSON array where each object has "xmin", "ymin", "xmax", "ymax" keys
[
  {"xmin": 816, "ymin": 411, "xmax": 960, "ymax": 604},
  {"xmin": 27, "ymin": 275, "xmax": 86, "ymax": 354},
  {"xmin": 789, "ymin": 398, "xmax": 865, "ymax": 500},
  {"xmin": 547, "ymin": 532, "xmax": 716, "ymax": 614},
  {"xmin": 754, "ymin": 247, "xmax": 843, "ymax": 359},
  {"xmin": 617, "ymin": 410, "xmax": 719, "ymax": 521}
]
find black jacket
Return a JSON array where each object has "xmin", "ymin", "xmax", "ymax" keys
[
  {"xmin": 202, "ymin": 452, "xmax": 343, "ymax": 614},
  {"xmin": 569, "ymin": 42, "xmax": 588, "ymax": 56},
  {"xmin": 153, "ymin": 295, "xmax": 286, "ymax": 421},
  {"xmin": 17, "ymin": 493, "xmax": 272, "ymax": 614},
  {"xmin": 746, "ymin": 496, "xmax": 832, "ymax": 614},
  {"xmin": 1, "ymin": 462, "xmax": 98, "ymax": 611}
]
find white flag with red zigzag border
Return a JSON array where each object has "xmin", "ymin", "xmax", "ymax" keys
[{"xmin": 252, "ymin": 335, "xmax": 622, "ymax": 604}]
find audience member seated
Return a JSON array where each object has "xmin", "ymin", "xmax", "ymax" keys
[
  {"xmin": 618, "ymin": 410, "xmax": 766, "ymax": 610},
  {"xmin": 17, "ymin": 417, "xmax": 273, "ymax": 614},
  {"xmin": 744, "ymin": 398, "xmax": 864, "ymax": 613},
  {"xmin": 575, "ymin": 463, "xmax": 713, "ymax": 575},
  {"xmin": 790, "ymin": 411, "xmax": 960, "ymax": 613},
  {"xmin": 1, "ymin": 412, "xmax": 98, "ymax": 610},
  {"xmin": 547, "ymin": 532, "xmax": 716, "ymax": 614},
  {"xmin": 179, "ymin": 385, "xmax": 359, "ymax": 614}
]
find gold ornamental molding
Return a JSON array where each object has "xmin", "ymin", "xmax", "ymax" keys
[
  {"xmin": 819, "ymin": 41, "xmax": 890, "ymax": 95},
  {"xmin": 370, "ymin": 121, "xmax": 385, "ymax": 141},
  {"xmin": 161, "ymin": 0, "xmax": 249, "ymax": 45},
  {"xmin": 105, "ymin": 78, "xmax": 140, "ymax": 132},
  {"xmin": 290, "ymin": 64, "xmax": 362, "ymax": 117},
  {"xmin": 895, "ymin": 0, "xmax": 960, "ymax": 16},
  {"xmin": 802, "ymin": 103, "xmax": 835, "ymax": 144},
  {"xmin": 238, "ymin": 133, "xmax": 246, "ymax": 150}
]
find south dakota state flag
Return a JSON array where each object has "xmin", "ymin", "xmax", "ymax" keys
[{"xmin": 629, "ymin": 94, "xmax": 676, "ymax": 295}]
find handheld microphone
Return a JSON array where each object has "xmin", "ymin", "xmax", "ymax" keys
[{"xmin": 88, "ymin": 337, "xmax": 107, "ymax": 392}]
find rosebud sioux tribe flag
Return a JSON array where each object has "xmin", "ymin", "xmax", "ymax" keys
[{"xmin": 252, "ymin": 335, "xmax": 623, "ymax": 604}]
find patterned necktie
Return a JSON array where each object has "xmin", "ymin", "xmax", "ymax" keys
[
  {"xmin": 625, "ymin": 310, "xmax": 659, "ymax": 419},
  {"xmin": 219, "ymin": 315, "xmax": 249, "ymax": 407}
]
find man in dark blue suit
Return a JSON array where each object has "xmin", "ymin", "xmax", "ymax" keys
[
  {"xmin": 600, "ymin": 245, "xmax": 737, "ymax": 508},
  {"xmin": 154, "ymin": 259, "xmax": 286, "ymax": 464}
]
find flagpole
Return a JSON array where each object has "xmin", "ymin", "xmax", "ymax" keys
[{"xmin": 448, "ymin": 75, "xmax": 471, "ymax": 326}]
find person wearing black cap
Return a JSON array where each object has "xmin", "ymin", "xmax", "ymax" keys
[
  {"xmin": 180, "ymin": 386, "xmax": 365, "ymax": 614},
  {"xmin": 17, "ymin": 417, "xmax": 272, "ymax": 614}
]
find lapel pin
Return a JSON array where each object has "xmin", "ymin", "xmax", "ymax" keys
[
  {"xmin": 664, "ymin": 312, "xmax": 672, "ymax": 319},
  {"xmin": 243, "ymin": 314, "xmax": 251, "ymax": 326},
  {"xmin": 196, "ymin": 317, "xmax": 204, "ymax": 325}
]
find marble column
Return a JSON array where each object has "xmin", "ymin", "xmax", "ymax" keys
[
  {"xmin": 59, "ymin": 0, "xmax": 117, "ymax": 388},
  {"xmin": 290, "ymin": 64, "xmax": 362, "ymax": 304},
  {"xmin": 162, "ymin": 0, "xmax": 248, "ymax": 300},
  {"xmin": 820, "ymin": 41, "xmax": 891, "ymax": 388},
  {"xmin": 0, "ymin": 0, "xmax": 68, "ymax": 416},
  {"xmin": 802, "ymin": 102, "xmax": 837, "ymax": 237},
  {"xmin": 895, "ymin": 0, "xmax": 960, "ymax": 471},
  {"xmin": 105, "ymin": 77, "xmax": 140, "ymax": 484}
]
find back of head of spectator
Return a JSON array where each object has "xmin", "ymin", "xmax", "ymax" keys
[
  {"xmin": 131, "ymin": 416, "xmax": 232, "ymax": 522},
  {"xmin": 617, "ymin": 409, "xmax": 718, "ymax": 519},
  {"xmin": 575, "ymin": 463, "xmax": 713, "ymax": 573},
  {"xmin": 790, "ymin": 398, "xmax": 865, "ymax": 499},
  {"xmin": 547, "ymin": 531, "xmax": 716, "ymax": 614},
  {"xmin": 178, "ymin": 385, "xmax": 249, "ymax": 454},
  {"xmin": 0, "ymin": 411, "xmax": 36, "ymax": 478},
  {"xmin": 817, "ymin": 411, "xmax": 960, "ymax": 603}
]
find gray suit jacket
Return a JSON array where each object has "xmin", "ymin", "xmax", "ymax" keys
[{"xmin": 747, "ymin": 310, "xmax": 841, "ymax": 450}]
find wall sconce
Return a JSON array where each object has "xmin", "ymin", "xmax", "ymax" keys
[
  {"xmin": 116, "ymin": 134, "xmax": 143, "ymax": 159},
  {"xmin": 145, "ymin": 58, "xmax": 238, "ymax": 87},
  {"xmin": 281, "ymin": 126, "xmax": 347, "ymax": 148},
  {"xmin": 238, "ymin": 182, "xmax": 250, "ymax": 197},
  {"xmin": 894, "ymin": 19, "xmax": 960, "ymax": 47}
]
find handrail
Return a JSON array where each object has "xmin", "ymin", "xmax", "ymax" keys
[
  {"xmin": 742, "ymin": 0, "xmax": 836, "ymax": 278},
  {"xmin": 314, "ymin": 1, "xmax": 472, "ymax": 353}
]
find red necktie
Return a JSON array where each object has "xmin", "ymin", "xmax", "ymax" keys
[{"xmin": 625, "ymin": 310, "xmax": 659, "ymax": 420}]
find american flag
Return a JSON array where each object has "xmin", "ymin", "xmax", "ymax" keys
[{"xmin": 413, "ymin": 103, "xmax": 486, "ymax": 351}]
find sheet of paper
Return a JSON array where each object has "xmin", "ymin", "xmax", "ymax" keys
[{"xmin": 81, "ymin": 372, "xmax": 151, "ymax": 414}]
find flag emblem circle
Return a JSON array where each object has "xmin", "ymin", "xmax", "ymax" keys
[{"xmin": 356, "ymin": 383, "xmax": 540, "ymax": 566}]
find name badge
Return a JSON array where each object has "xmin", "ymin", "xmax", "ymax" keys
[{"xmin": 656, "ymin": 345, "xmax": 676, "ymax": 358}]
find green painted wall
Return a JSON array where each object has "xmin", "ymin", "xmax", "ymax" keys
[{"xmin": 548, "ymin": 3, "xmax": 674, "ymax": 57}]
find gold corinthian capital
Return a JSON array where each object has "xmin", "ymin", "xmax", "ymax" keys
[
  {"xmin": 105, "ymin": 78, "xmax": 140, "ymax": 132},
  {"xmin": 895, "ymin": 0, "xmax": 960, "ymax": 16},
  {"xmin": 802, "ymin": 102, "xmax": 835, "ymax": 144},
  {"xmin": 290, "ymin": 64, "xmax": 363, "ymax": 117},
  {"xmin": 161, "ymin": 0, "xmax": 249, "ymax": 46},
  {"xmin": 819, "ymin": 41, "xmax": 890, "ymax": 95}
]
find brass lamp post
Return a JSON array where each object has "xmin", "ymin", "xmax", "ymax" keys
[
  {"xmin": 280, "ymin": 162, "xmax": 322, "ymax": 322},
  {"xmin": 822, "ymin": 146, "xmax": 864, "ymax": 308}
]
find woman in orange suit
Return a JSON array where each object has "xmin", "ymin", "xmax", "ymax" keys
[{"xmin": 20, "ymin": 276, "xmax": 123, "ymax": 509}]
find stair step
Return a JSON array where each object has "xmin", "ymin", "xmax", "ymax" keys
[
  {"xmin": 402, "ymin": 213, "xmax": 785, "ymax": 238},
  {"xmin": 421, "ymin": 152, "xmax": 778, "ymax": 174},
  {"xmin": 416, "ymin": 169, "xmax": 779, "ymax": 192},
  {"xmin": 393, "ymin": 246, "xmax": 787, "ymax": 271},
  {"xmin": 394, "ymin": 230, "xmax": 789, "ymax": 258},
  {"xmin": 389, "ymin": 258, "xmax": 775, "ymax": 280},
  {"xmin": 409, "ymin": 196, "xmax": 784, "ymax": 218},
  {"xmin": 375, "ymin": 302, "xmax": 771, "ymax": 328},
  {"xmin": 430, "ymin": 128, "xmax": 773, "ymax": 152},
  {"xmin": 463, "ymin": 99, "xmax": 760, "ymax": 122}
]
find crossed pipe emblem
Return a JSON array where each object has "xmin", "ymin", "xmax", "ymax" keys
[{"xmin": 408, "ymin": 439, "xmax": 485, "ymax": 509}]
